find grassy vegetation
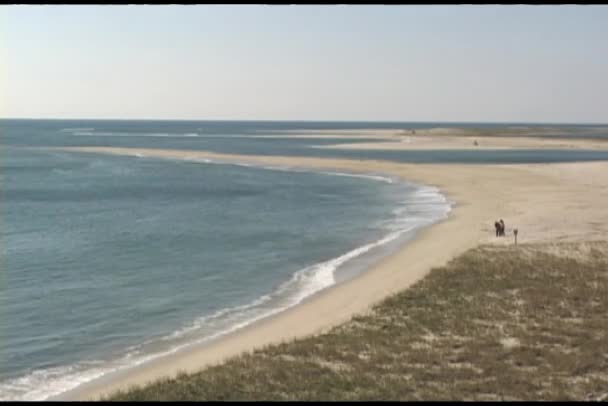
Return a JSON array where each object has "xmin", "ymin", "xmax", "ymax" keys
[
  {"xmin": 417, "ymin": 126, "xmax": 608, "ymax": 139},
  {"xmin": 106, "ymin": 242, "xmax": 608, "ymax": 401}
]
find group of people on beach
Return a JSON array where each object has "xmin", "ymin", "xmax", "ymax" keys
[{"xmin": 494, "ymin": 219, "xmax": 506, "ymax": 237}]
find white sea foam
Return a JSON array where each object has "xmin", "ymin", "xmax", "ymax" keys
[
  {"xmin": 213, "ymin": 160, "xmax": 396, "ymax": 185},
  {"xmin": 0, "ymin": 161, "xmax": 452, "ymax": 401},
  {"xmin": 69, "ymin": 131, "xmax": 200, "ymax": 138},
  {"xmin": 133, "ymin": 154, "xmax": 396, "ymax": 185},
  {"xmin": 59, "ymin": 128, "xmax": 95, "ymax": 132},
  {"xmin": 0, "ymin": 363, "xmax": 109, "ymax": 401},
  {"xmin": 160, "ymin": 224, "xmax": 417, "ymax": 344},
  {"xmin": 318, "ymin": 171, "xmax": 395, "ymax": 184}
]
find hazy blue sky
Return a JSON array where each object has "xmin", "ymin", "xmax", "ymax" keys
[{"xmin": 2, "ymin": 5, "xmax": 607, "ymax": 123}]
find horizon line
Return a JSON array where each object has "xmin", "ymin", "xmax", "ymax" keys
[{"xmin": 1, "ymin": 117, "xmax": 607, "ymax": 126}]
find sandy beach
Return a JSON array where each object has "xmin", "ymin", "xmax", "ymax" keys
[
  {"xmin": 311, "ymin": 128, "xmax": 608, "ymax": 150},
  {"xmin": 250, "ymin": 127, "xmax": 608, "ymax": 150},
  {"xmin": 317, "ymin": 134, "xmax": 608, "ymax": 151},
  {"xmin": 51, "ymin": 145, "xmax": 608, "ymax": 401}
]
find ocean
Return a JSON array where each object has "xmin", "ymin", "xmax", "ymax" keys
[{"xmin": 1, "ymin": 119, "xmax": 607, "ymax": 400}]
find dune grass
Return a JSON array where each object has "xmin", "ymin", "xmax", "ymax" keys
[{"xmin": 106, "ymin": 241, "xmax": 608, "ymax": 401}]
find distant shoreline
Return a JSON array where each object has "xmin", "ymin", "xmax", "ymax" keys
[
  {"xmin": 2, "ymin": 117, "xmax": 607, "ymax": 127},
  {"xmin": 313, "ymin": 129, "xmax": 608, "ymax": 150}
]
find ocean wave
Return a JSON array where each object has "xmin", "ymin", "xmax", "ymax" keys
[
  {"xmin": 68, "ymin": 131, "xmax": 200, "ymax": 138},
  {"xmin": 154, "ymin": 182, "xmax": 451, "ymax": 351},
  {"xmin": 59, "ymin": 128, "xmax": 95, "ymax": 132},
  {"xmin": 159, "ymin": 226, "xmax": 414, "ymax": 343},
  {"xmin": 0, "ymin": 162, "xmax": 452, "ymax": 401},
  {"xmin": 318, "ymin": 171, "xmax": 395, "ymax": 184},
  {"xmin": 130, "ymin": 153, "xmax": 396, "ymax": 185},
  {"xmin": 188, "ymin": 157, "xmax": 396, "ymax": 185},
  {"xmin": 0, "ymin": 362, "xmax": 109, "ymax": 401}
]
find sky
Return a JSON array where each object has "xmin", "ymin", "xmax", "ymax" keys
[{"xmin": 2, "ymin": 5, "xmax": 608, "ymax": 123}]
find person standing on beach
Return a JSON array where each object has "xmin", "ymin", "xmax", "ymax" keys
[
  {"xmin": 500, "ymin": 219, "xmax": 505, "ymax": 236},
  {"xmin": 495, "ymin": 220, "xmax": 500, "ymax": 237}
]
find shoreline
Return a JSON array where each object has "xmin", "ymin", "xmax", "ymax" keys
[
  {"xmin": 250, "ymin": 127, "xmax": 608, "ymax": 149},
  {"xmin": 49, "ymin": 146, "xmax": 608, "ymax": 400},
  {"xmin": 2, "ymin": 147, "xmax": 446, "ymax": 402},
  {"xmin": 50, "ymin": 149, "xmax": 454, "ymax": 401},
  {"xmin": 50, "ymin": 171, "xmax": 448, "ymax": 401}
]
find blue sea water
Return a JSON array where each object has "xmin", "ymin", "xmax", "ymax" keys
[
  {"xmin": 2, "ymin": 119, "xmax": 608, "ymax": 163},
  {"xmin": 0, "ymin": 119, "xmax": 606, "ymax": 400}
]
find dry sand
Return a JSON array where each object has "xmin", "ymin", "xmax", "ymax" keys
[
  {"xmin": 250, "ymin": 127, "xmax": 608, "ymax": 150},
  {"xmin": 50, "ymin": 145, "xmax": 608, "ymax": 401},
  {"xmin": 317, "ymin": 134, "xmax": 608, "ymax": 150}
]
